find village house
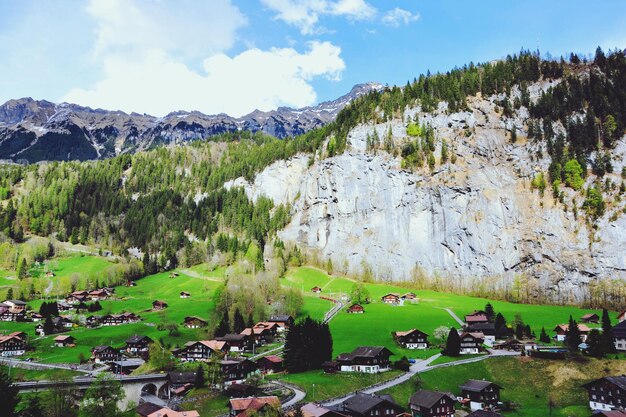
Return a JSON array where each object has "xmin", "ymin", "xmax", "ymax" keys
[
  {"xmin": 459, "ymin": 380, "xmax": 502, "ymax": 411},
  {"xmin": 465, "ymin": 311, "xmax": 489, "ymax": 324},
  {"xmin": 53, "ymin": 335, "xmax": 76, "ymax": 347},
  {"xmin": 174, "ymin": 340, "xmax": 229, "ymax": 362},
  {"xmin": 253, "ymin": 322, "xmax": 280, "ymax": 337},
  {"xmin": 301, "ymin": 403, "xmax": 349, "ymax": 417},
  {"xmin": 180, "ymin": 291, "xmax": 191, "ymax": 299},
  {"xmin": 53, "ymin": 315, "xmax": 74, "ymax": 329},
  {"xmin": 221, "ymin": 357, "xmax": 258, "ymax": 386},
  {"xmin": 183, "ymin": 316, "xmax": 208, "ymax": 328},
  {"xmin": 4, "ymin": 299, "xmax": 27, "ymax": 312},
  {"xmin": 466, "ymin": 411, "xmax": 504, "ymax": 417},
  {"xmin": 0, "ymin": 305, "xmax": 25, "ymax": 322},
  {"xmin": 409, "ymin": 390, "xmax": 456, "ymax": 417},
  {"xmin": 393, "ymin": 329, "xmax": 429, "ymax": 349},
  {"xmin": 460, "ymin": 332, "xmax": 484, "ymax": 355},
  {"xmin": 583, "ymin": 376, "xmax": 626, "ymax": 411},
  {"xmin": 9, "ymin": 331, "xmax": 27, "ymax": 341},
  {"xmin": 334, "ymin": 393, "xmax": 404, "ymax": 417},
  {"xmin": 0, "ymin": 334, "xmax": 27, "ymax": 356},
  {"xmin": 125, "ymin": 335, "xmax": 153, "ymax": 358},
  {"xmin": 88, "ymin": 289, "xmax": 109, "ymax": 301},
  {"xmin": 241, "ymin": 326, "xmax": 271, "ymax": 345},
  {"xmin": 580, "ymin": 313, "xmax": 600, "ymax": 324},
  {"xmin": 152, "ymin": 300, "xmax": 168, "ymax": 310},
  {"xmin": 402, "ymin": 292, "xmax": 417, "ymax": 301},
  {"xmin": 268, "ymin": 314, "xmax": 294, "ymax": 330},
  {"xmin": 108, "ymin": 358, "xmax": 145, "ymax": 375},
  {"xmin": 216, "ymin": 334, "xmax": 251, "ymax": 352},
  {"xmin": 30, "ymin": 312, "xmax": 43, "ymax": 322},
  {"xmin": 256, "ymin": 355, "xmax": 284, "ymax": 374},
  {"xmin": 553, "ymin": 323, "xmax": 590, "ymax": 342},
  {"xmin": 618, "ymin": 310, "xmax": 626, "ymax": 323},
  {"xmin": 101, "ymin": 312, "xmax": 140, "ymax": 326},
  {"xmin": 465, "ymin": 323, "xmax": 496, "ymax": 346},
  {"xmin": 91, "ymin": 345, "xmax": 121, "ymax": 363},
  {"xmin": 86, "ymin": 315, "xmax": 100, "ymax": 327},
  {"xmin": 613, "ymin": 320, "xmax": 626, "ymax": 351},
  {"xmin": 56, "ymin": 301, "xmax": 72, "ymax": 312},
  {"xmin": 167, "ymin": 371, "xmax": 196, "ymax": 397},
  {"xmin": 35, "ymin": 324, "xmax": 45, "ymax": 337},
  {"xmin": 346, "ymin": 303, "xmax": 365, "ymax": 314},
  {"xmin": 381, "ymin": 293, "xmax": 401, "ymax": 305},
  {"xmin": 229, "ymin": 396, "xmax": 280, "ymax": 417},
  {"xmin": 66, "ymin": 291, "xmax": 88, "ymax": 304},
  {"xmin": 311, "ymin": 286, "xmax": 322, "ymax": 293},
  {"xmin": 335, "ymin": 346, "xmax": 393, "ymax": 373},
  {"xmin": 137, "ymin": 403, "xmax": 200, "ymax": 417}
]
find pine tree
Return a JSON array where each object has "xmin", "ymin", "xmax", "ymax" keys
[
  {"xmin": 484, "ymin": 303, "xmax": 495, "ymax": 320},
  {"xmin": 43, "ymin": 315, "xmax": 55, "ymax": 335},
  {"xmin": 0, "ymin": 367, "xmax": 18, "ymax": 417},
  {"xmin": 565, "ymin": 315, "xmax": 582, "ymax": 352},
  {"xmin": 194, "ymin": 364, "xmax": 206, "ymax": 388},
  {"xmin": 601, "ymin": 308, "xmax": 616, "ymax": 354},
  {"xmin": 247, "ymin": 313, "xmax": 255, "ymax": 328},
  {"xmin": 6, "ymin": 287, "xmax": 13, "ymax": 300},
  {"xmin": 16, "ymin": 258, "xmax": 27, "ymax": 280},
  {"xmin": 494, "ymin": 313, "xmax": 508, "ymax": 337},
  {"xmin": 586, "ymin": 329, "xmax": 603, "ymax": 358},
  {"xmin": 233, "ymin": 308, "xmax": 245, "ymax": 334},
  {"xmin": 443, "ymin": 328, "xmax": 461, "ymax": 356},
  {"xmin": 215, "ymin": 310, "xmax": 230, "ymax": 337}
]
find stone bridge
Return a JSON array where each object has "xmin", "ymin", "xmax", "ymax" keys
[{"xmin": 14, "ymin": 373, "xmax": 169, "ymax": 410}]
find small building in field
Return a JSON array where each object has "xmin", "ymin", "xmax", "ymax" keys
[
  {"xmin": 183, "ymin": 316, "xmax": 208, "ymax": 328},
  {"xmin": 30, "ymin": 313, "xmax": 43, "ymax": 322},
  {"xmin": 216, "ymin": 334, "xmax": 251, "ymax": 352},
  {"xmin": 108, "ymin": 358, "xmax": 145, "ymax": 375},
  {"xmin": 152, "ymin": 300, "xmax": 168, "ymax": 310},
  {"xmin": 125, "ymin": 335, "xmax": 153, "ymax": 358},
  {"xmin": 335, "ymin": 393, "xmax": 405, "ymax": 417},
  {"xmin": 221, "ymin": 358, "xmax": 258, "ymax": 386},
  {"xmin": 553, "ymin": 323, "xmax": 590, "ymax": 342},
  {"xmin": 381, "ymin": 293, "xmax": 401, "ymax": 305},
  {"xmin": 583, "ymin": 376, "xmax": 626, "ymax": 412},
  {"xmin": 53, "ymin": 335, "xmax": 76, "ymax": 347},
  {"xmin": 580, "ymin": 313, "xmax": 600, "ymax": 324},
  {"xmin": 180, "ymin": 291, "xmax": 191, "ymax": 299},
  {"xmin": 229, "ymin": 396, "xmax": 280, "ymax": 417},
  {"xmin": 346, "ymin": 304, "xmax": 365, "ymax": 314},
  {"xmin": 91, "ymin": 345, "xmax": 121, "ymax": 363},
  {"xmin": 459, "ymin": 332, "xmax": 484, "ymax": 355},
  {"xmin": 335, "ymin": 346, "xmax": 393, "ymax": 373},
  {"xmin": 401, "ymin": 292, "xmax": 417, "ymax": 301},
  {"xmin": 0, "ymin": 334, "xmax": 27, "ymax": 356},
  {"xmin": 459, "ymin": 380, "xmax": 502, "ymax": 411},
  {"xmin": 311, "ymin": 286, "xmax": 323, "ymax": 293},
  {"xmin": 408, "ymin": 390, "xmax": 456, "ymax": 417},
  {"xmin": 393, "ymin": 329, "xmax": 429, "ymax": 349},
  {"xmin": 256, "ymin": 355, "xmax": 284, "ymax": 374}
]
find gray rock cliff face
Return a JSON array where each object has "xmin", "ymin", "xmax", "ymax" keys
[{"xmin": 229, "ymin": 89, "xmax": 626, "ymax": 301}]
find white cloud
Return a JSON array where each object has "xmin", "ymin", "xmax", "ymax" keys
[
  {"xmin": 261, "ymin": 0, "xmax": 376, "ymax": 35},
  {"xmin": 382, "ymin": 7, "xmax": 419, "ymax": 28},
  {"xmin": 61, "ymin": 0, "xmax": 346, "ymax": 117},
  {"xmin": 64, "ymin": 41, "xmax": 345, "ymax": 117}
]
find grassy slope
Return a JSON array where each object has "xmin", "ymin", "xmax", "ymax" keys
[
  {"xmin": 0, "ymin": 365, "xmax": 81, "ymax": 382},
  {"xmin": 381, "ymin": 356, "xmax": 626, "ymax": 417}
]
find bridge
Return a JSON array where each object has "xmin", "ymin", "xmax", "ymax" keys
[{"xmin": 14, "ymin": 373, "xmax": 169, "ymax": 410}]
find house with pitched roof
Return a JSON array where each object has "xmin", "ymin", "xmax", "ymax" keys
[
  {"xmin": 459, "ymin": 380, "xmax": 502, "ymax": 411},
  {"xmin": 216, "ymin": 334, "xmax": 251, "ymax": 352},
  {"xmin": 334, "ymin": 393, "xmax": 404, "ymax": 417},
  {"xmin": 408, "ymin": 390, "xmax": 456, "ymax": 417},
  {"xmin": 553, "ymin": 323, "xmax": 590, "ymax": 342},
  {"xmin": 0, "ymin": 334, "xmax": 27, "ymax": 356},
  {"xmin": 460, "ymin": 332, "xmax": 484, "ymax": 354},
  {"xmin": 228, "ymin": 396, "xmax": 280, "ymax": 417},
  {"xmin": 256, "ymin": 355, "xmax": 283, "ymax": 374},
  {"xmin": 174, "ymin": 340, "xmax": 229, "ymax": 362},
  {"xmin": 53, "ymin": 335, "xmax": 76, "ymax": 347},
  {"xmin": 393, "ymin": 329, "xmax": 429, "ymax": 349},
  {"xmin": 583, "ymin": 376, "xmax": 626, "ymax": 411},
  {"xmin": 613, "ymin": 320, "xmax": 626, "ymax": 351},
  {"xmin": 335, "ymin": 346, "xmax": 393, "ymax": 373},
  {"xmin": 221, "ymin": 357, "xmax": 258, "ymax": 386}
]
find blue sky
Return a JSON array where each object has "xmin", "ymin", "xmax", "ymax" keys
[{"xmin": 0, "ymin": 0, "xmax": 625, "ymax": 117}]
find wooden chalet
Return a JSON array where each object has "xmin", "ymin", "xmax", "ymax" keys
[
  {"xmin": 301, "ymin": 404, "xmax": 349, "ymax": 417},
  {"xmin": 53, "ymin": 315, "xmax": 74, "ymax": 329},
  {"xmin": 580, "ymin": 313, "xmax": 600, "ymax": 323},
  {"xmin": 459, "ymin": 379, "xmax": 502, "ymax": 411},
  {"xmin": 311, "ymin": 286, "xmax": 323, "ymax": 293},
  {"xmin": 125, "ymin": 335, "xmax": 153, "ymax": 358},
  {"xmin": 256, "ymin": 355, "xmax": 283, "ymax": 374},
  {"xmin": 221, "ymin": 357, "xmax": 258, "ymax": 386},
  {"xmin": 465, "ymin": 311, "xmax": 489, "ymax": 324},
  {"xmin": 346, "ymin": 303, "xmax": 364, "ymax": 314},
  {"xmin": 174, "ymin": 340, "xmax": 229, "ymax": 362},
  {"xmin": 459, "ymin": 332, "xmax": 484, "ymax": 355},
  {"xmin": 138, "ymin": 403, "xmax": 199, "ymax": 417},
  {"xmin": 180, "ymin": 291, "xmax": 191, "ymax": 298},
  {"xmin": 241, "ymin": 326, "xmax": 271, "ymax": 345},
  {"xmin": 167, "ymin": 371, "xmax": 196, "ymax": 393},
  {"xmin": 401, "ymin": 292, "xmax": 417, "ymax": 301},
  {"xmin": 0, "ymin": 334, "xmax": 27, "ymax": 356},
  {"xmin": 613, "ymin": 320, "xmax": 626, "ymax": 351},
  {"xmin": 0, "ymin": 305, "xmax": 24, "ymax": 322},
  {"xmin": 553, "ymin": 323, "xmax": 590, "ymax": 342},
  {"xmin": 409, "ymin": 390, "xmax": 456, "ymax": 417},
  {"xmin": 336, "ymin": 393, "xmax": 404, "ymax": 417},
  {"xmin": 224, "ymin": 383, "xmax": 255, "ymax": 398},
  {"xmin": 9, "ymin": 331, "xmax": 27, "ymax": 341},
  {"xmin": 66, "ymin": 292, "xmax": 88, "ymax": 304},
  {"xmin": 216, "ymin": 334, "xmax": 251, "ymax": 352},
  {"xmin": 381, "ymin": 293, "xmax": 401, "ymax": 304},
  {"xmin": 86, "ymin": 315, "xmax": 100, "ymax": 327},
  {"xmin": 56, "ymin": 301, "xmax": 72, "ymax": 312},
  {"xmin": 335, "ymin": 346, "xmax": 393, "ymax": 373},
  {"xmin": 88, "ymin": 289, "xmax": 109, "ymax": 301},
  {"xmin": 152, "ymin": 300, "xmax": 168, "ymax": 310},
  {"xmin": 101, "ymin": 312, "xmax": 140, "ymax": 326},
  {"xmin": 229, "ymin": 396, "xmax": 280, "ymax": 417},
  {"xmin": 108, "ymin": 358, "xmax": 145, "ymax": 375},
  {"xmin": 268, "ymin": 314, "xmax": 294, "ymax": 330},
  {"xmin": 183, "ymin": 316, "xmax": 208, "ymax": 328},
  {"xmin": 466, "ymin": 411, "xmax": 504, "ymax": 417},
  {"xmin": 583, "ymin": 376, "xmax": 626, "ymax": 412},
  {"xmin": 30, "ymin": 312, "xmax": 43, "ymax": 322},
  {"xmin": 3, "ymin": 299, "xmax": 27, "ymax": 312},
  {"xmin": 91, "ymin": 345, "xmax": 121, "ymax": 363},
  {"xmin": 53, "ymin": 335, "xmax": 76, "ymax": 347},
  {"xmin": 393, "ymin": 329, "xmax": 429, "ymax": 349}
]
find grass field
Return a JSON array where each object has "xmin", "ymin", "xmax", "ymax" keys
[
  {"xmin": 380, "ymin": 356, "xmax": 626, "ymax": 416},
  {"xmin": 0, "ymin": 365, "xmax": 81, "ymax": 382}
]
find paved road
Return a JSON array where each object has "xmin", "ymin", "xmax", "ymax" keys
[
  {"xmin": 442, "ymin": 308, "xmax": 465, "ymax": 326},
  {"xmin": 0, "ymin": 358, "xmax": 92, "ymax": 374},
  {"xmin": 272, "ymin": 381, "xmax": 307, "ymax": 408}
]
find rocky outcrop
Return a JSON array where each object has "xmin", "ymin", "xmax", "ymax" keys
[{"xmin": 229, "ymin": 88, "xmax": 626, "ymax": 301}]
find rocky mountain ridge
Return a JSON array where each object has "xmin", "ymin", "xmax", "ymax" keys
[{"xmin": 0, "ymin": 83, "xmax": 382, "ymax": 163}]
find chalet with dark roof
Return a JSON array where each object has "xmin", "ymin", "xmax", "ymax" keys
[
  {"xmin": 180, "ymin": 291, "xmax": 191, "ymax": 299},
  {"xmin": 86, "ymin": 315, "xmax": 100, "ymax": 327},
  {"xmin": 174, "ymin": 340, "xmax": 229, "ymax": 362},
  {"xmin": 401, "ymin": 292, "xmax": 417, "ymax": 301},
  {"xmin": 91, "ymin": 345, "xmax": 121, "ymax": 363},
  {"xmin": 56, "ymin": 301, "xmax": 72, "ymax": 312},
  {"xmin": 256, "ymin": 355, "xmax": 283, "ymax": 374},
  {"xmin": 583, "ymin": 376, "xmax": 626, "ymax": 411},
  {"xmin": 311, "ymin": 286, "xmax": 322, "ymax": 293},
  {"xmin": 580, "ymin": 313, "xmax": 600, "ymax": 324},
  {"xmin": 613, "ymin": 320, "xmax": 626, "ymax": 351},
  {"xmin": 183, "ymin": 316, "xmax": 208, "ymax": 328},
  {"xmin": 459, "ymin": 380, "xmax": 502, "ymax": 411},
  {"xmin": 336, "ymin": 346, "xmax": 393, "ymax": 373},
  {"xmin": 108, "ymin": 358, "xmax": 144, "ymax": 375},
  {"xmin": 229, "ymin": 396, "xmax": 280, "ymax": 417},
  {"xmin": 393, "ymin": 329, "xmax": 429, "ymax": 349},
  {"xmin": 168, "ymin": 371, "xmax": 196, "ymax": 396},
  {"xmin": 221, "ymin": 357, "xmax": 258, "ymax": 386},
  {"xmin": 459, "ymin": 332, "xmax": 484, "ymax": 355},
  {"xmin": 136, "ymin": 402, "xmax": 164, "ymax": 417},
  {"xmin": 152, "ymin": 300, "xmax": 168, "ymax": 310},
  {"xmin": 347, "ymin": 303, "xmax": 364, "ymax": 314},
  {"xmin": 268, "ymin": 314, "xmax": 294, "ymax": 330},
  {"xmin": 0, "ymin": 306, "xmax": 24, "ymax": 322},
  {"xmin": 335, "ymin": 393, "xmax": 404, "ymax": 417},
  {"xmin": 125, "ymin": 335, "xmax": 153, "ymax": 358},
  {"xmin": 101, "ymin": 312, "xmax": 140, "ymax": 326},
  {"xmin": 216, "ymin": 334, "xmax": 251, "ymax": 352},
  {"xmin": 0, "ymin": 334, "xmax": 27, "ymax": 356},
  {"xmin": 466, "ymin": 411, "xmax": 504, "ymax": 417},
  {"xmin": 409, "ymin": 390, "xmax": 456, "ymax": 417}
]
